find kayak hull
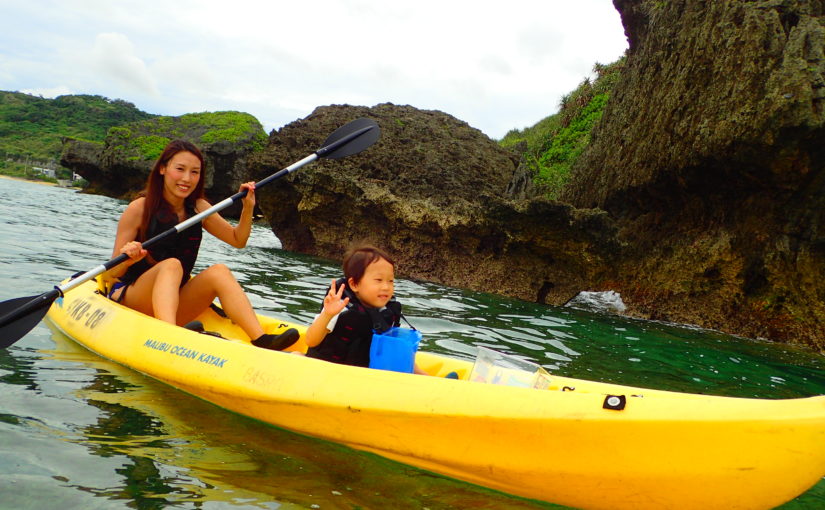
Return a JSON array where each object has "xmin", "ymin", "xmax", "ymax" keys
[{"xmin": 46, "ymin": 278, "xmax": 825, "ymax": 510}]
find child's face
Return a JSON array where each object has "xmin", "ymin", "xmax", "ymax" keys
[{"xmin": 349, "ymin": 257, "xmax": 395, "ymax": 308}]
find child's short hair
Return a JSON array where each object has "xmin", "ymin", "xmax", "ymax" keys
[{"xmin": 343, "ymin": 244, "xmax": 395, "ymax": 284}]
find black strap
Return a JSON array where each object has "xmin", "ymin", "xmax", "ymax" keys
[
  {"xmin": 399, "ymin": 312, "xmax": 416, "ymax": 331},
  {"xmin": 365, "ymin": 306, "xmax": 391, "ymax": 333}
]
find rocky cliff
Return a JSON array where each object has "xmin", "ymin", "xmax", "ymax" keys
[
  {"xmin": 562, "ymin": 0, "xmax": 825, "ymax": 347},
  {"xmin": 61, "ymin": 112, "xmax": 266, "ymax": 215},
  {"xmin": 249, "ymin": 103, "xmax": 621, "ymax": 306}
]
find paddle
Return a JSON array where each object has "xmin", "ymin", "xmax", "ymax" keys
[{"xmin": 0, "ymin": 117, "xmax": 381, "ymax": 348}]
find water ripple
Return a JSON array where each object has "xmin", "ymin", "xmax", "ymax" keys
[{"xmin": 1, "ymin": 177, "xmax": 824, "ymax": 509}]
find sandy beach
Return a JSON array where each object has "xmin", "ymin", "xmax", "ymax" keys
[{"xmin": 0, "ymin": 174, "xmax": 79, "ymax": 188}]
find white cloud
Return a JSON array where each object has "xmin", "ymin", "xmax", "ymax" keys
[
  {"xmin": 150, "ymin": 52, "xmax": 219, "ymax": 98},
  {"xmin": 20, "ymin": 86, "xmax": 73, "ymax": 98},
  {"xmin": 91, "ymin": 33, "xmax": 159, "ymax": 96}
]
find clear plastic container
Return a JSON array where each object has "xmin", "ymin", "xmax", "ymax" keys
[{"xmin": 470, "ymin": 346, "xmax": 552, "ymax": 389}]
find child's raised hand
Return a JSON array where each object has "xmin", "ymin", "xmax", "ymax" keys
[{"xmin": 322, "ymin": 279, "xmax": 350, "ymax": 316}]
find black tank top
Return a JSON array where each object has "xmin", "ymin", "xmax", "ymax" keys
[{"xmin": 120, "ymin": 200, "xmax": 203, "ymax": 286}]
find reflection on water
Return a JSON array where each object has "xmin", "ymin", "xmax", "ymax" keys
[{"xmin": 0, "ymin": 177, "xmax": 824, "ymax": 509}]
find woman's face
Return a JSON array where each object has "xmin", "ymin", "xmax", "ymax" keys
[
  {"xmin": 160, "ymin": 151, "xmax": 201, "ymax": 203},
  {"xmin": 349, "ymin": 257, "xmax": 395, "ymax": 309}
]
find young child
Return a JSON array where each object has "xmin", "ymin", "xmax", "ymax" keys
[{"xmin": 304, "ymin": 244, "xmax": 404, "ymax": 366}]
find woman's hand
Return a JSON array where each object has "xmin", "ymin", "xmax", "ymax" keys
[
  {"xmin": 322, "ymin": 279, "xmax": 350, "ymax": 316},
  {"xmin": 239, "ymin": 181, "xmax": 256, "ymax": 211},
  {"xmin": 201, "ymin": 182, "xmax": 256, "ymax": 249},
  {"xmin": 120, "ymin": 240, "xmax": 147, "ymax": 264}
]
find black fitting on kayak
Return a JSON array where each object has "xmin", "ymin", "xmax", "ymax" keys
[
  {"xmin": 252, "ymin": 328, "xmax": 300, "ymax": 351},
  {"xmin": 603, "ymin": 395, "xmax": 627, "ymax": 411},
  {"xmin": 209, "ymin": 303, "xmax": 228, "ymax": 318}
]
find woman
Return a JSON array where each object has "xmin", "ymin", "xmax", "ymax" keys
[{"xmin": 107, "ymin": 139, "xmax": 294, "ymax": 351}]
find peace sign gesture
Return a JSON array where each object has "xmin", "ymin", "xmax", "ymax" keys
[{"xmin": 322, "ymin": 279, "xmax": 350, "ymax": 316}]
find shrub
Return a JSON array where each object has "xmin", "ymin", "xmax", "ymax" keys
[{"xmin": 499, "ymin": 56, "xmax": 626, "ymax": 198}]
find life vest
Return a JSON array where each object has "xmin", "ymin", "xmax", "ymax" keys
[
  {"xmin": 120, "ymin": 200, "xmax": 203, "ymax": 286},
  {"xmin": 306, "ymin": 278, "xmax": 402, "ymax": 367}
]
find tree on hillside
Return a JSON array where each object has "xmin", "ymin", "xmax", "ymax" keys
[{"xmin": 0, "ymin": 91, "xmax": 156, "ymax": 163}]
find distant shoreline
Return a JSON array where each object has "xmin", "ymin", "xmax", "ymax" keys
[
  {"xmin": 0, "ymin": 174, "xmax": 58, "ymax": 186},
  {"xmin": 0, "ymin": 174, "xmax": 81, "ymax": 189}
]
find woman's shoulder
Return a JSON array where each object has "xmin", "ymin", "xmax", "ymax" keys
[
  {"xmin": 127, "ymin": 196, "xmax": 146, "ymax": 208},
  {"xmin": 194, "ymin": 197, "xmax": 212, "ymax": 213},
  {"xmin": 123, "ymin": 196, "xmax": 146, "ymax": 216},
  {"xmin": 116, "ymin": 196, "xmax": 145, "ymax": 229}
]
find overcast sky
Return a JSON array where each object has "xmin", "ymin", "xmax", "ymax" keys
[{"xmin": 0, "ymin": 0, "xmax": 628, "ymax": 139}]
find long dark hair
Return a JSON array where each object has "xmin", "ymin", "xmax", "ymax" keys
[{"xmin": 138, "ymin": 140, "xmax": 206, "ymax": 241}]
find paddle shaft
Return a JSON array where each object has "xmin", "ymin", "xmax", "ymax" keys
[{"xmin": 0, "ymin": 121, "xmax": 377, "ymax": 333}]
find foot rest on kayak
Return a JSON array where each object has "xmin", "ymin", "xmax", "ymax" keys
[
  {"xmin": 183, "ymin": 320, "xmax": 225, "ymax": 339},
  {"xmin": 252, "ymin": 328, "xmax": 300, "ymax": 351}
]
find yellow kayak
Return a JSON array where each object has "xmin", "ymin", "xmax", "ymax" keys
[{"xmin": 45, "ymin": 277, "xmax": 825, "ymax": 510}]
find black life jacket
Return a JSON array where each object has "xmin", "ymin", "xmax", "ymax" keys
[
  {"xmin": 120, "ymin": 200, "xmax": 203, "ymax": 286},
  {"xmin": 306, "ymin": 277, "xmax": 402, "ymax": 367}
]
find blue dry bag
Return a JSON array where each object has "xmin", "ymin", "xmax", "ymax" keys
[{"xmin": 368, "ymin": 327, "xmax": 421, "ymax": 373}]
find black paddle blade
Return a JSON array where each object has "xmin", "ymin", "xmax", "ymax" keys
[
  {"xmin": 317, "ymin": 118, "xmax": 380, "ymax": 160},
  {"xmin": 0, "ymin": 292, "xmax": 59, "ymax": 348}
]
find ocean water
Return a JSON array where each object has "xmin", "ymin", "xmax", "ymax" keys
[{"xmin": 1, "ymin": 177, "xmax": 823, "ymax": 509}]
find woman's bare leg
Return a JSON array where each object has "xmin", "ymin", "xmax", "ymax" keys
[
  {"xmin": 177, "ymin": 264, "xmax": 264, "ymax": 339},
  {"xmin": 119, "ymin": 258, "xmax": 184, "ymax": 324}
]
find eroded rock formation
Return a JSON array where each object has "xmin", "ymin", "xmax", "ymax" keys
[
  {"xmin": 250, "ymin": 103, "xmax": 621, "ymax": 306},
  {"xmin": 562, "ymin": 0, "xmax": 825, "ymax": 346}
]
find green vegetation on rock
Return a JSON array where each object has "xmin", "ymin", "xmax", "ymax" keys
[
  {"xmin": 189, "ymin": 111, "xmax": 267, "ymax": 149},
  {"xmin": 537, "ymin": 92, "xmax": 608, "ymax": 192},
  {"xmin": 500, "ymin": 57, "xmax": 625, "ymax": 198},
  {"xmin": 104, "ymin": 111, "xmax": 267, "ymax": 162}
]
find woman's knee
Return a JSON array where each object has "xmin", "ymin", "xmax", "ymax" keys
[
  {"xmin": 156, "ymin": 258, "xmax": 184, "ymax": 277},
  {"xmin": 199, "ymin": 263, "xmax": 236, "ymax": 284},
  {"xmin": 205, "ymin": 263, "xmax": 232, "ymax": 277}
]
